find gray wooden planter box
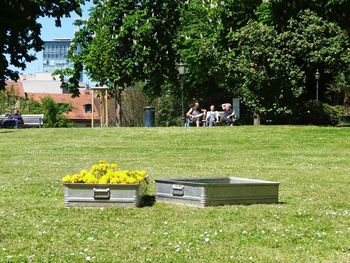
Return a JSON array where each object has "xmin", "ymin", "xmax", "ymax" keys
[
  {"xmin": 156, "ymin": 177, "xmax": 280, "ymax": 207},
  {"xmin": 64, "ymin": 180, "xmax": 147, "ymax": 208}
]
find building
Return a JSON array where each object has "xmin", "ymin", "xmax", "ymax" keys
[
  {"xmin": 43, "ymin": 38, "xmax": 72, "ymax": 74},
  {"xmin": 28, "ymin": 91, "xmax": 99, "ymax": 127},
  {"xmin": 4, "ymin": 81, "xmax": 116, "ymax": 127},
  {"xmin": 19, "ymin": 72, "xmax": 87, "ymax": 94}
]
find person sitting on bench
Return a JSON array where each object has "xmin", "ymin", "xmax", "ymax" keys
[
  {"xmin": 186, "ymin": 102, "xmax": 206, "ymax": 127},
  {"xmin": 221, "ymin": 103, "xmax": 236, "ymax": 126},
  {"xmin": 11, "ymin": 109, "xmax": 24, "ymax": 128},
  {"xmin": 206, "ymin": 105, "xmax": 219, "ymax": 127}
]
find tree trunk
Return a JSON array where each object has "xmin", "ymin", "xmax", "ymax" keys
[
  {"xmin": 344, "ymin": 93, "xmax": 349, "ymax": 116},
  {"xmin": 115, "ymin": 88, "xmax": 122, "ymax": 127}
]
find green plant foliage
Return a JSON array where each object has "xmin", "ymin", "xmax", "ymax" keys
[
  {"xmin": 154, "ymin": 93, "xmax": 182, "ymax": 127},
  {"xmin": 176, "ymin": 0, "xmax": 229, "ymax": 105},
  {"xmin": 19, "ymin": 99, "xmax": 42, "ymax": 115},
  {"xmin": 269, "ymin": 0, "xmax": 350, "ymax": 35},
  {"xmin": 328, "ymin": 69, "xmax": 350, "ymax": 115},
  {"xmin": 66, "ymin": 0, "xmax": 185, "ymax": 126},
  {"xmin": 68, "ymin": 0, "xmax": 184, "ymax": 97},
  {"xmin": 52, "ymin": 68, "xmax": 81, "ymax": 98},
  {"xmin": 176, "ymin": 0, "xmax": 262, "ymax": 106},
  {"xmin": 294, "ymin": 100, "xmax": 343, "ymax": 125},
  {"xmin": 231, "ymin": 21, "xmax": 304, "ymax": 117},
  {"xmin": 0, "ymin": 90, "xmax": 74, "ymax": 127},
  {"xmin": 281, "ymin": 10, "xmax": 350, "ymax": 77},
  {"xmin": 0, "ymin": 89, "xmax": 19, "ymax": 114},
  {"xmin": 40, "ymin": 97, "xmax": 75, "ymax": 128},
  {"xmin": 0, "ymin": 0, "xmax": 86, "ymax": 90},
  {"xmin": 229, "ymin": 10, "xmax": 350, "ymax": 121}
]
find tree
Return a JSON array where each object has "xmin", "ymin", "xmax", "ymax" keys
[
  {"xmin": 329, "ymin": 69, "xmax": 350, "ymax": 115},
  {"xmin": 67, "ymin": 0, "xmax": 185, "ymax": 126},
  {"xmin": 231, "ymin": 21, "xmax": 304, "ymax": 122},
  {"xmin": 176, "ymin": 0, "xmax": 226, "ymax": 105},
  {"xmin": 268, "ymin": 0, "xmax": 350, "ymax": 35},
  {"xmin": 229, "ymin": 10, "xmax": 350, "ymax": 124},
  {"xmin": 0, "ymin": 0, "xmax": 86, "ymax": 90},
  {"xmin": 280, "ymin": 10, "xmax": 350, "ymax": 101},
  {"xmin": 175, "ymin": 0, "xmax": 263, "ymax": 107}
]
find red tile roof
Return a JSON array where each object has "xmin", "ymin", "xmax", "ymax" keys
[
  {"xmin": 5, "ymin": 81, "xmax": 25, "ymax": 97},
  {"xmin": 27, "ymin": 92, "xmax": 100, "ymax": 120},
  {"xmin": 4, "ymin": 81, "xmax": 104, "ymax": 121}
]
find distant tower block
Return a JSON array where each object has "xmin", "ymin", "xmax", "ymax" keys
[{"xmin": 43, "ymin": 38, "xmax": 83, "ymax": 82}]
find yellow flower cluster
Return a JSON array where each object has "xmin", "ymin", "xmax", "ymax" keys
[{"xmin": 62, "ymin": 160, "xmax": 148, "ymax": 184}]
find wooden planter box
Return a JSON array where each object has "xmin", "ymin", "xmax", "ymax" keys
[
  {"xmin": 64, "ymin": 180, "xmax": 147, "ymax": 208},
  {"xmin": 156, "ymin": 177, "xmax": 280, "ymax": 207}
]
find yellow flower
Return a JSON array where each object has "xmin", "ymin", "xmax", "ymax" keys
[
  {"xmin": 71, "ymin": 174, "xmax": 84, "ymax": 183},
  {"xmin": 62, "ymin": 161, "xmax": 148, "ymax": 185},
  {"xmin": 99, "ymin": 175, "xmax": 110, "ymax": 184},
  {"xmin": 83, "ymin": 173, "xmax": 98, "ymax": 184},
  {"xmin": 110, "ymin": 177, "xmax": 121, "ymax": 184},
  {"xmin": 62, "ymin": 175, "xmax": 73, "ymax": 183},
  {"xmin": 126, "ymin": 177, "xmax": 137, "ymax": 184},
  {"xmin": 91, "ymin": 164, "xmax": 99, "ymax": 171}
]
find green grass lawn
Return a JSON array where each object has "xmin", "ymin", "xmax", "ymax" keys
[{"xmin": 0, "ymin": 126, "xmax": 349, "ymax": 262}]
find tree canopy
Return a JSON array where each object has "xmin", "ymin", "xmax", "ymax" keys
[
  {"xmin": 6, "ymin": 0, "xmax": 350, "ymax": 124},
  {"xmin": 0, "ymin": 0, "xmax": 86, "ymax": 89},
  {"xmin": 68, "ymin": 0, "xmax": 183, "ymax": 96}
]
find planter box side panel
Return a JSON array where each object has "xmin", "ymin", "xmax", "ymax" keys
[
  {"xmin": 64, "ymin": 182, "xmax": 145, "ymax": 208},
  {"xmin": 155, "ymin": 178, "xmax": 280, "ymax": 207},
  {"xmin": 156, "ymin": 183, "xmax": 206, "ymax": 206}
]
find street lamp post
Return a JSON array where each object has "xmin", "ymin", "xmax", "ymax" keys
[
  {"xmin": 315, "ymin": 69, "xmax": 320, "ymax": 101},
  {"xmin": 178, "ymin": 61, "xmax": 186, "ymax": 126}
]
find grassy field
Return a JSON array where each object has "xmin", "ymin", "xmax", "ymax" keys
[{"xmin": 0, "ymin": 126, "xmax": 349, "ymax": 262}]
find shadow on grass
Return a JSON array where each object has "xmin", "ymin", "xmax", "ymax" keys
[
  {"xmin": 0, "ymin": 130, "xmax": 15, "ymax": 133},
  {"xmin": 139, "ymin": 195, "xmax": 156, "ymax": 207}
]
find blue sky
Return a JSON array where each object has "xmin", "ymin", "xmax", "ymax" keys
[{"xmin": 19, "ymin": 2, "xmax": 94, "ymax": 74}]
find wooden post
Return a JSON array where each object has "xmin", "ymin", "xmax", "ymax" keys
[
  {"xmin": 91, "ymin": 90, "xmax": 94, "ymax": 128},
  {"xmin": 105, "ymin": 89, "xmax": 109, "ymax": 127},
  {"xmin": 100, "ymin": 91, "xmax": 103, "ymax": 127}
]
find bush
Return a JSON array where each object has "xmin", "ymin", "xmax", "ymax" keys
[
  {"xmin": 40, "ymin": 97, "xmax": 76, "ymax": 128},
  {"xmin": 248, "ymin": 100, "xmax": 343, "ymax": 125},
  {"xmin": 154, "ymin": 94, "xmax": 182, "ymax": 126},
  {"xmin": 20, "ymin": 99, "xmax": 42, "ymax": 114},
  {"xmin": 0, "ymin": 88, "xmax": 19, "ymax": 114},
  {"xmin": 294, "ymin": 101, "xmax": 343, "ymax": 125}
]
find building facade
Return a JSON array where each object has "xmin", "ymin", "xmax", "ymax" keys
[{"xmin": 43, "ymin": 38, "xmax": 72, "ymax": 73}]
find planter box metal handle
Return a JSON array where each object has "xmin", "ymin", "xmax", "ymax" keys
[
  {"xmin": 93, "ymin": 188, "xmax": 110, "ymax": 200},
  {"xmin": 172, "ymin": 185, "xmax": 184, "ymax": 196}
]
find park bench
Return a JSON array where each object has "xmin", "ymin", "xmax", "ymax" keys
[
  {"xmin": 202, "ymin": 111, "xmax": 236, "ymax": 127},
  {"xmin": 22, "ymin": 114, "xmax": 44, "ymax": 128},
  {"xmin": 0, "ymin": 114, "xmax": 44, "ymax": 128},
  {"xmin": 0, "ymin": 115, "xmax": 16, "ymax": 128}
]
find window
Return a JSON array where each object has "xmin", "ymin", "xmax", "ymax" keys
[{"xmin": 84, "ymin": 104, "xmax": 92, "ymax": 113}]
